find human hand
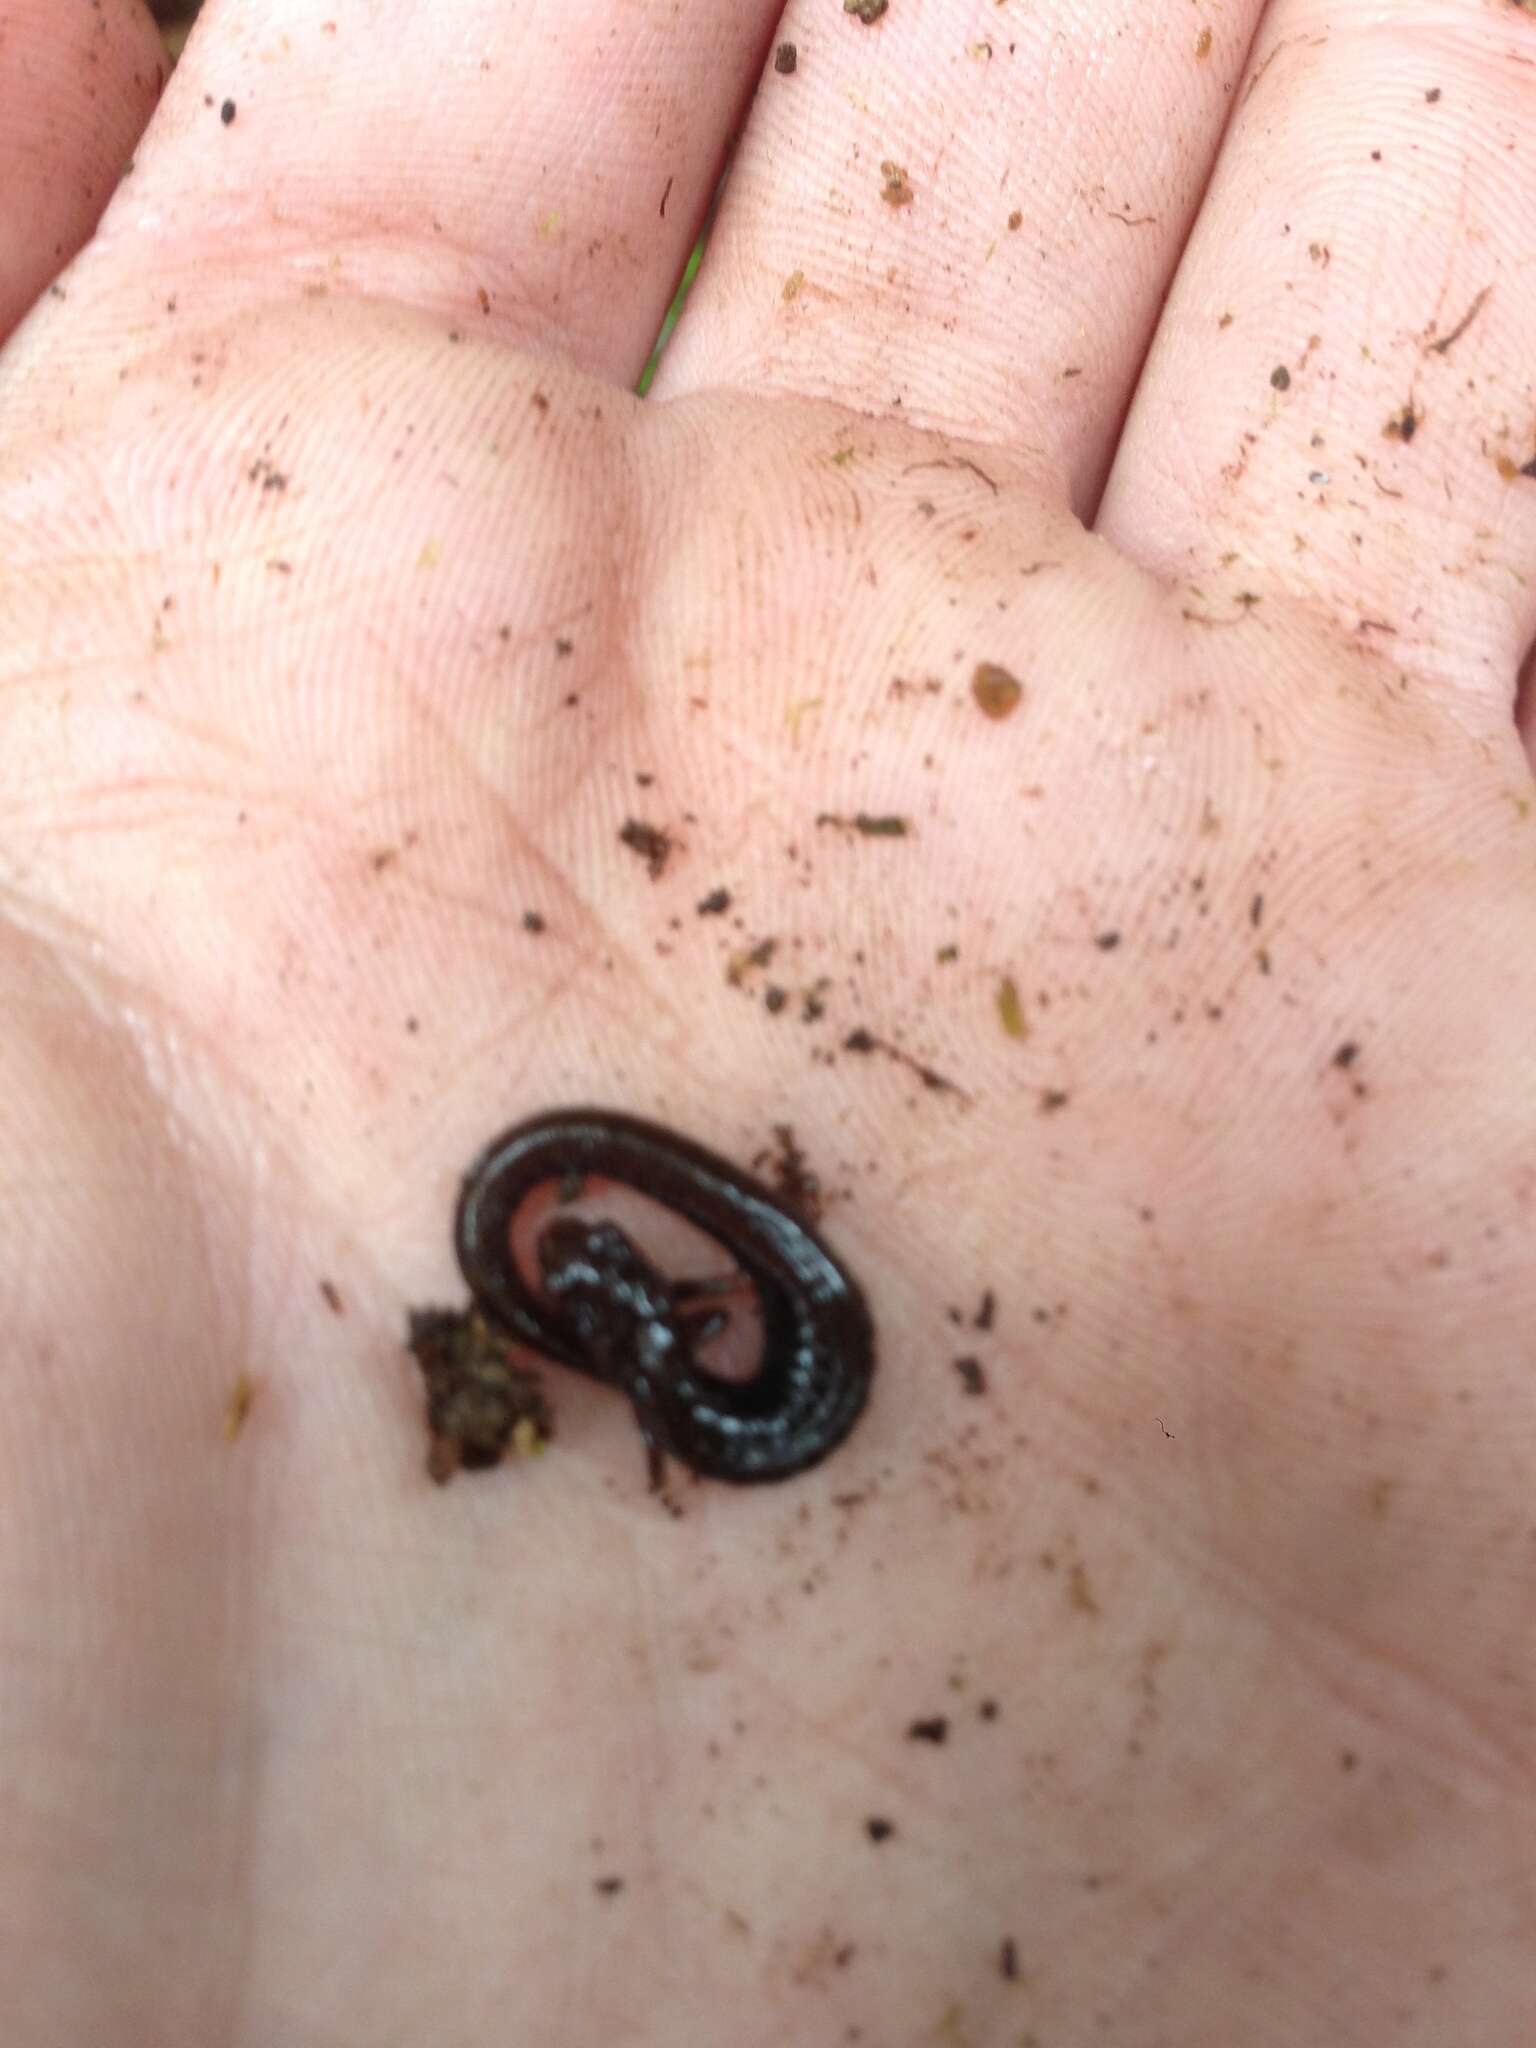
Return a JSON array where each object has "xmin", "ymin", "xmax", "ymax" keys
[{"xmin": 2, "ymin": 3, "xmax": 1533, "ymax": 2043}]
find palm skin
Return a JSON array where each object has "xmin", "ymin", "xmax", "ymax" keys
[{"xmin": 2, "ymin": 2, "xmax": 1534, "ymax": 2043}]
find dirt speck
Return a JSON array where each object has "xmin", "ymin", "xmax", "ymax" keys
[{"xmin": 972, "ymin": 662, "xmax": 1024, "ymax": 719}]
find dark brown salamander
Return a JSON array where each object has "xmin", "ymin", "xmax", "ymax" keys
[{"xmin": 453, "ymin": 1109, "xmax": 874, "ymax": 1487}]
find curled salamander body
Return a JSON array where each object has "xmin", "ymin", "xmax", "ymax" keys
[{"xmin": 453, "ymin": 1109, "xmax": 874, "ymax": 1487}]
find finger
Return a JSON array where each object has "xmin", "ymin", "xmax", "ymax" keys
[
  {"xmin": 45, "ymin": 0, "xmax": 780, "ymax": 389},
  {"xmin": 1099, "ymin": 1, "xmax": 1536, "ymax": 723},
  {"xmin": 0, "ymin": 0, "xmax": 167, "ymax": 345},
  {"xmin": 655, "ymin": 0, "xmax": 1269, "ymax": 510}
]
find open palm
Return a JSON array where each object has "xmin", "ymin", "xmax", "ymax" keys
[{"xmin": 2, "ymin": 3, "xmax": 1534, "ymax": 2043}]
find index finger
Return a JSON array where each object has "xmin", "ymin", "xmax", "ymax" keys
[{"xmin": 31, "ymin": 0, "xmax": 773, "ymax": 389}]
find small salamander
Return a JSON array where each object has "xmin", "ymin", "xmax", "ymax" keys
[{"xmin": 453, "ymin": 1109, "xmax": 875, "ymax": 1487}]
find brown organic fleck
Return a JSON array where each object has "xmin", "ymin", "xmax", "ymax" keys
[
  {"xmin": 619, "ymin": 817, "xmax": 673, "ymax": 878},
  {"xmin": 224, "ymin": 1373, "xmax": 256, "ymax": 1442},
  {"xmin": 407, "ymin": 1306, "xmax": 553, "ymax": 1484},
  {"xmin": 1426, "ymin": 285, "xmax": 1489, "ymax": 356},
  {"xmin": 727, "ymin": 937, "xmax": 776, "ymax": 986},
  {"xmin": 763, "ymin": 1124, "xmax": 822, "ymax": 1222},
  {"xmin": 953, "ymin": 1355, "xmax": 987, "ymax": 1397},
  {"xmin": 997, "ymin": 976, "xmax": 1027, "ymax": 1039},
  {"xmin": 880, "ymin": 161, "xmax": 914, "ymax": 208},
  {"xmin": 972, "ymin": 662, "xmax": 1024, "ymax": 720},
  {"xmin": 817, "ymin": 811, "xmax": 910, "ymax": 838}
]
